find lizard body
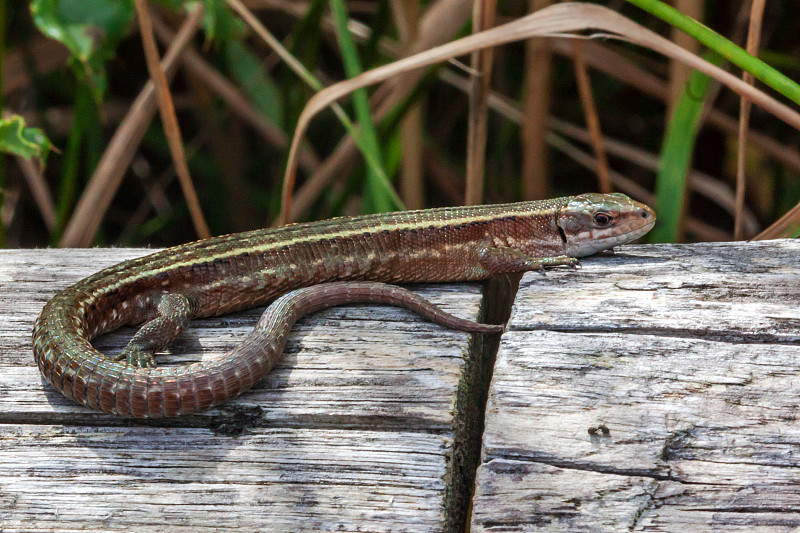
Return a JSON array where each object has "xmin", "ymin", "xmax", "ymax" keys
[{"xmin": 33, "ymin": 193, "xmax": 654, "ymax": 418}]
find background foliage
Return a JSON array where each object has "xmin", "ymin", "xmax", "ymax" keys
[{"xmin": 2, "ymin": 0, "xmax": 800, "ymax": 247}]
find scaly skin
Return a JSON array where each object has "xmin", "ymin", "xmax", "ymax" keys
[{"xmin": 32, "ymin": 193, "xmax": 655, "ymax": 418}]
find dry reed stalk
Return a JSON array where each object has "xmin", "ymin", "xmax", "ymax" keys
[
  {"xmin": 521, "ymin": 0, "xmax": 554, "ymax": 201},
  {"xmin": 464, "ymin": 0, "xmax": 497, "ymax": 205},
  {"xmin": 392, "ymin": 0, "xmax": 425, "ymax": 209},
  {"xmin": 134, "ymin": 0, "xmax": 210, "ymax": 239},
  {"xmin": 149, "ymin": 13, "xmax": 320, "ymax": 173},
  {"xmin": 282, "ymin": 2, "xmax": 800, "ymax": 214},
  {"xmin": 16, "ymin": 156, "xmax": 56, "ymax": 232},
  {"xmin": 571, "ymin": 39, "xmax": 611, "ymax": 193},
  {"xmin": 668, "ymin": 0, "xmax": 704, "ymax": 114},
  {"xmin": 59, "ymin": 4, "xmax": 204, "ymax": 247},
  {"xmin": 735, "ymin": 0, "xmax": 765, "ymax": 240}
]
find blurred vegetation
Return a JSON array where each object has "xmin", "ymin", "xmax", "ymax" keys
[{"xmin": 2, "ymin": 0, "xmax": 800, "ymax": 248}]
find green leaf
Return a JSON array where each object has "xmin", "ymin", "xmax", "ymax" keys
[
  {"xmin": 30, "ymin": 0, "xmax": 134, "ymax": 100},
  {"xmin": 201, "ymin": 0, "xmax": 243, "ymax": 43},
  {"xmin": 625, "ymin": 0, "xmax": 800, "ymax": 106},
  {"xmin": 0, "ymin": 115, "xmax": 53, "ymax": 164},
  {"xmin": 225, "ymin": 40, "xmax": 283, "ymax": 126}
]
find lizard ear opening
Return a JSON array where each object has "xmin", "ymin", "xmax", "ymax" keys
[{"xmin": 556, "ymin": 223, "xmax": 568, "ymax": 244}]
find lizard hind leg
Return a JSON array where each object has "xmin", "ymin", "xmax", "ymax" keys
[{"xmin": 115, "ymin": 292, "xmax": 197, "ymax": 368}]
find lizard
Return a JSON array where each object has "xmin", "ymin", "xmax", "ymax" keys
[{"xmin": 32, "ymin": 192, "xmax": 655, "ymax": 418}]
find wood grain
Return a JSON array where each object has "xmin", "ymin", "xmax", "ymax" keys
[
  {"xmin": 9, "ymin": 240, "xmax": 798, "ymax": 530},
  {"xmin": 1, "ymin": 424, "xmax": 452, "ymax": 532},
  {"xmin": 1, "ymin": 249, "xmax": 495, "ymax": 531},
  {"xmin": 471, "ymin": 240, "xmax": 800, "ymax": 531}
]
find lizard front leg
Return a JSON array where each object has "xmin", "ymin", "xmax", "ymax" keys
[
  {"xmin": 115, "ymin": 292, "xmax": 198, "ymax": 368},
  {"xmin": 478, "ymin": 245, "xmax": 578, "ymax": 274}
]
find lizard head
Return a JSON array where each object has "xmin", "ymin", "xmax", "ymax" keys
[{"xmin": 557, "ymin": 193, "xmax": 655, "ymax": 257}]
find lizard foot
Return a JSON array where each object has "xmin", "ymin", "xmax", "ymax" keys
[{"xmin": 116, "ymin": 345, "xmax": 156, "ymax": 368}]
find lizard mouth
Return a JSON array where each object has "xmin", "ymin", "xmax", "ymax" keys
[{"xmin": 567, "ymin": 217, "xmax": 655, "ymax": 257}]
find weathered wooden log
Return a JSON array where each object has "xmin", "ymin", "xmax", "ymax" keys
[
  {"xmin": 471, "ymin": 240, "xmax": 800, "ymax": 532},
  {"xmin": 1, "ymin": 249, "xmax": 498, "ymax": 532}
]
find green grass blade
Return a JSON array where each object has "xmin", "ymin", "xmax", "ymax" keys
[
  {"xmin": 226, "ymin": 40, "xmax": 284, "ymax": 126},
  {"xmin": 625, "ymin": 0, "xmax": 800, "ymax": 105},
  {"xmin": 227, "ymin": 0, "xmax": 401, "ymax": 212},
  {"xmin": 650, "ymin": 57, "xmax": 719, "ymax": 243},
  {"xmin": 328, "ymin": 0, "xmax": 402, "ymax": 213},
  {"xmin": 0, "ymin": 2, "xmax": 5, "ymax": 247},
  {"xmin": 55, "ymin": 86, "xmax": 92, "ymax": 238}
]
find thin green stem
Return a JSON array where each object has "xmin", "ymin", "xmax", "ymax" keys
[
  {"xmin": 624, "ymin": 0, "xmax": 800, "ymax": 105},
  {"xmin": 650, "ymin": 57, "xmax": 719, "ymax": 243},
  {"xmin": 328, "ymin": 0, "xmax": 402, "ymax": 213},
  {"xmin": 0, "ymin": 0, "xmax": 6, "ymax": 246},
  {"xmin": 55, "ymin": 86, "xmax": 92, "ymax": 240},
  {"xmin": 225, "ymin": 0, "xmax": 402, "ymax": 212}
]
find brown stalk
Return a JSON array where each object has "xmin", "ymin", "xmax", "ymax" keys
[
  {"xmin": 550, "ymin": 38, "xmax": 800, "ymax": 177},
  {"xmin": 521, "ymin": 0, "xmax": 554, "ymax": 201},
  {"xmin": 15, "ymin": 156, "xmax": 56, "ymax": 231},
  {"xmin": 134, "ymin": 0, "xmax": 210, "ymax": 239},
  {"xmin": 226, "ymin": 0, "xmax": 319, "ymax": 90},
  {"xmin": 279, "ymin": 0, "xmax": 474, "ymax": 223},
  {"xmin": 400, "ymin": 104, "xmax": 425, "ymax": 210},
  {"xmin": 1, "ymin": 186, "xmax": 20, "ymax": 235},
  {"xmin": 149, "ymin": 13, "xmax": 320, "ymax": 173},
  {"xmin": 282, "ymin": 2, "xmax": 800, "ymax": 206},
  {"xmin": 388, "ymin": 0, "xmax": 413, "ymax": 42},
  {"xmin": 735, "ymin": 0, "xmax": 765, "ymax": 240},
  {"xmin": 1, "ymin": 191, "xmax": 19, "ymax": 241},
  {"xmin": 464, "ymin": 0, "xmax": 497, "ymax": 205},
  {"xmin": 667, "ymin": 0, "xmax": 704, "ymax": 114},
  {"xmin": 440, "ymin": 67, "xmax": 759, "ymax": 234},
  {"xmin": 547, "ymin": 132, "xmax": 729, "ymax": 241},
  {"xmin": 392, "ymin": 0, "xmax": 425, "ymax": 209},
  {"xmin": 570, "ymin": 39, "xmax": 611, "ymax": 193},
  {"xmin": 59, "ymin": 5, "xmax": 204, "ymax": 247},
  {"xmin": 756, "ymin": 202, "xmax": 800, "ymax": 240}
]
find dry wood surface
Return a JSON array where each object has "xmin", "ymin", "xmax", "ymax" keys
[
  {"xmin": 3, "ymin": 241, "xmax": 798, "ymax": 532},
  {"xmin": 471, "ymin": 240, "xmax": 800, "ymax": 532},
  {"xmin": 0, "ymin": 249, "xmax": 495, "ymax": 532}
]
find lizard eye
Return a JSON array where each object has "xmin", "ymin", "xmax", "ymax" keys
[{"xmin": 593, "ymin": 212, "xmax": 613, "ymax": 226}]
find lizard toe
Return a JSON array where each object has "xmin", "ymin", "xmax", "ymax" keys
[{"xmin": 120, "ymin": 345, "xmax": 156, "ymax": 368}]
